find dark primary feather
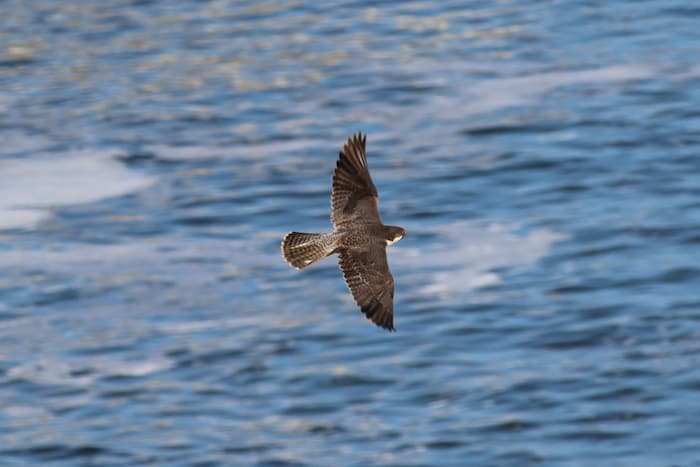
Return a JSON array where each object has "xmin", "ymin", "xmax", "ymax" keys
[
  {"xmin": 338, "ymin": 246, "xmax": 395, "ymax": 331},
  {"xmin": 331, "ymin": 133, "xmax": 381, "ymax": 228}
]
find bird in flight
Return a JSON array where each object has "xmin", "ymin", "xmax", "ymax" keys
[{"xmin": 281, "ymin": 133, "xmax": 405, "ymax": 331}]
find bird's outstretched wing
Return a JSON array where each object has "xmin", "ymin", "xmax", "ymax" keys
[
  {"xmin": 331, "ymin": 133, "xmax": 381, "ymax": 228},
  {"xmin": 338, "ymin": 245, "xmax": 395, "ymax": 331}
]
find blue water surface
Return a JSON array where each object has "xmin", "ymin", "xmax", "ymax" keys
[{"xmin": 1, "ymin": 1, "xmax": 700, "ymax": 465}]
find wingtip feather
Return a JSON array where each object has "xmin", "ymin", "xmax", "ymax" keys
[
  {"xmin": 361, "ymin": 300, "xmax": 395, "ymax": 331},
  {"xmin": 340, "ymin": 132, "xmax": 368, "ymax": 171}
]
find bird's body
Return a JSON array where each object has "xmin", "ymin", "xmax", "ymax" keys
[
  {"xmin": 338, "ymin": 223, "xmax": 403, "ymax": 249},
  {"xmin": 281, "ymin": 133, "xmax": 404, "ymax": 331}
]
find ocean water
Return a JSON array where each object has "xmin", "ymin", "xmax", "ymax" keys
[{"xmin": 1, "ymin": 1, "xmax": 700, "ymax": 465}]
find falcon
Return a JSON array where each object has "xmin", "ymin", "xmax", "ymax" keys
[{"xmin": 281, "ymin": 133, "xmax": 405, "ymax": 331}]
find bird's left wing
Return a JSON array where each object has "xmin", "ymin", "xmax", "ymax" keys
[{"xmin": 338, "ymin": 245, "xmax": 395, "ymax": 331}]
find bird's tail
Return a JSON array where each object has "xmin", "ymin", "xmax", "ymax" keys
[{"xmin": 281, "ymin": 232, "xmax": 338, "ymax": 269}]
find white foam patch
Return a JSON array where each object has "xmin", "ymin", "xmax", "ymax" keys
[
  {"xmin": 144, "ymin": 144, "xmax": 229, "ymax": 161},
  {"xmin": 0, "ymin": 149, "xmax": 155, "ymax": 230},
  {"xmin": 0, "ymin": 236, "xmax": 272, "ymax": 275},
  {"xmin": 146, "ymin": 137, "xmax": 325, "ymax": 161},
  {"xmin": 431, "ymin": 65, "xmax": 654, "ymax": 122},
  {"xmin": 4, "ymin": 405, "xmax": 51, "ymax": 419},
  {"xmin": 388, "ymin": 63, "xmax": 655, "ymax": 146},
  {"xmin": 0, "ymin": 131, "xmax": 53, "ymax": 156},
  {"xmin": 463, "ymin": 64, "xmax": 654, "ymax": 115},
  {"xmin": 6, "ymin": 356, "xmax": 174, "ymax": 387},
  {"xmin": 393, "ymin": 221, "xmax": 567, "ymax": 298},
  {"xmin": 0, "ymin": 208, "xmax": 46, "ymax": 229},
  {"xmin": 0, "ymin": 242, "xmax": 158, "ymax": 270}
]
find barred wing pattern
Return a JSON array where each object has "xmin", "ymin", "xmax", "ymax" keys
[
  {"xmin": 338, "ymin": 246, "xmax": 395, "ymax": 331},
  {"xmin": 331, "ymin": 133, "xmax": 381, "ymax": 228}
]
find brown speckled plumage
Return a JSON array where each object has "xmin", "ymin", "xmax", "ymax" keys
[{"xmin": 281, "ymin": 133, "xmax": 405, "ymax": 331}]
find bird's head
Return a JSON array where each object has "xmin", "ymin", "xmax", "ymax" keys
[{"xmin": 386, "ymin": 226, "xmax": 406, "ymax": 246}]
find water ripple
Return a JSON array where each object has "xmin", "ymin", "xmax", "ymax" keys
[{"xmin": 1, "ymin": 0, "xmax": 699, "ymax": 465}]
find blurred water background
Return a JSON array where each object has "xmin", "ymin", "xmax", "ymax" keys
[{"xmin": 1, "ymin": 1, "xmax": 700, "ymax": 465}]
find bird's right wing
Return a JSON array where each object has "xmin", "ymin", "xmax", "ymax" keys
[
  {"xmin": 331, "ymin": 133, "xmax": 381, "ymax": 228},
  {"xmin": 338, "ymin": 245, "xmax": 395, "ymax": 331}
]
